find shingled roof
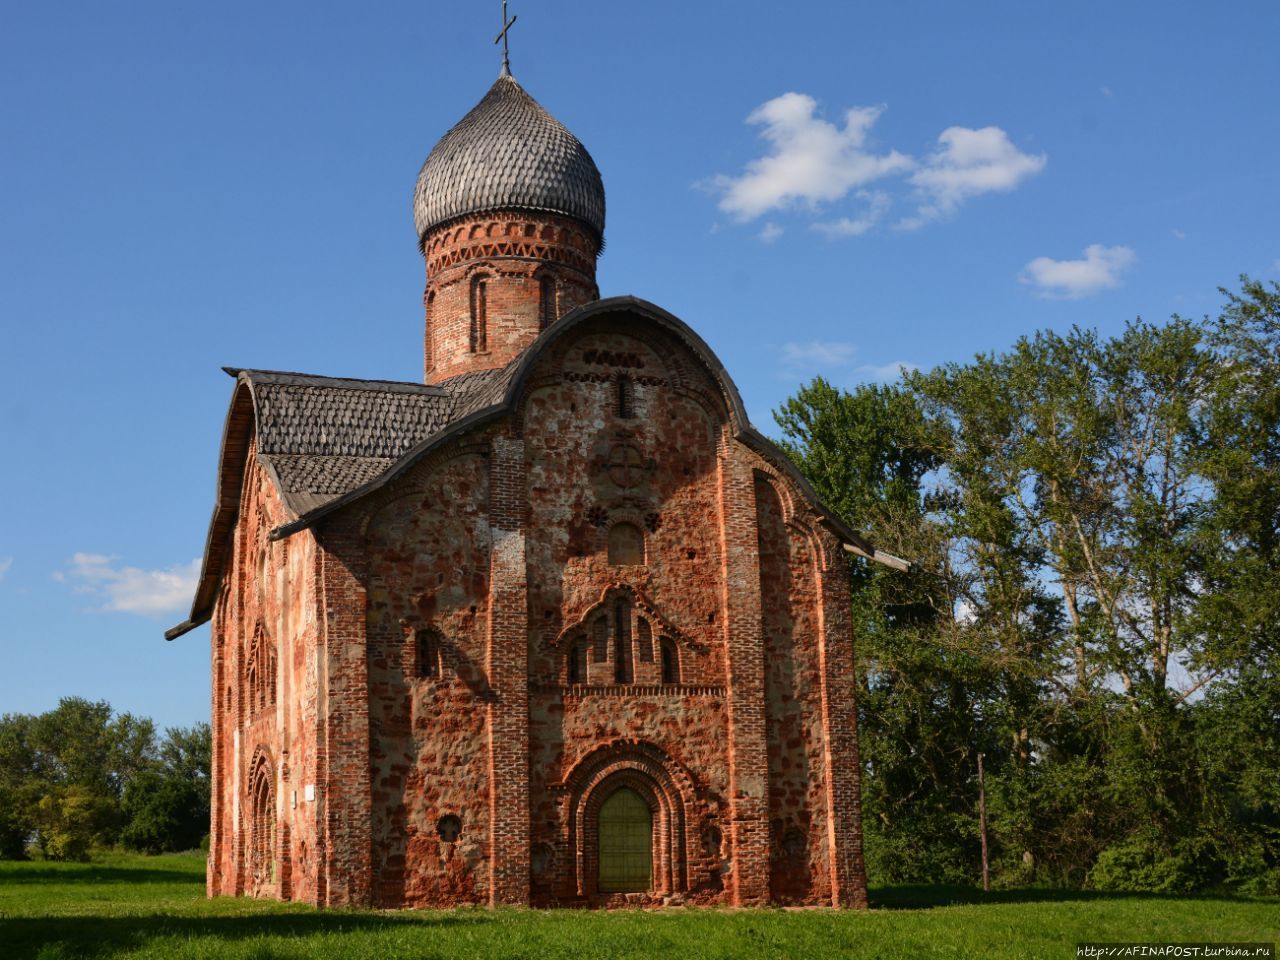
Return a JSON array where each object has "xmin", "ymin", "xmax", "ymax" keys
[
  {"xmin": 237, "ymin": 367, "xmax": 512, "ymax": 516},
  {"xmin": 164, "ymin": 363, "xmax": 518, "ymax": 640}
]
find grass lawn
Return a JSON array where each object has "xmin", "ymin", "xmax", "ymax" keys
[{"xmin": 0, "ymin": 853, "xmax": 1275, "ymax": 960}]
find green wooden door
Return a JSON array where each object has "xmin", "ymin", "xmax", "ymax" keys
[{"xmin": 597, "ymin": 788, "xmax": 652, "ymax": 892}]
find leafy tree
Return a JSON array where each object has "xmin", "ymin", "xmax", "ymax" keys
[
  {"xmin": 775, "ymin": 379, "xmax": 994, "ymax": 883},
  {"xmin": 0, "ymin": 698, "xmax": 157, "ymax": 859},
  {"xmin": 33, "ymin": 785, "xmax": 118, "ymax": 862},
  {"xmin": 120, "ymin": 723, "xmax": 211, "ymax": 854},
  {"xmin": 773, "ymin": 279, "xmax": 1280, "ymax": 892}
]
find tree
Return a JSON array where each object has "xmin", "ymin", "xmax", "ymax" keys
[
  {"xmin": 772, "ymin": 280, "xmax": 1280, "ymax": 891},
  {"xmin": 0, "ymin": 698, "xmax": 157, "ymax": 859},
  {"xmin": 775, "ymin": 379, "xmax": 997, "ymax": 883},
  {"xmin": 121, "ymin": 723, "xmax": 211, "ymax": 854}
]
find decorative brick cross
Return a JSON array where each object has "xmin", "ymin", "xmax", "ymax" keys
[{"xmin": 606, "ymin": 444, "xmax": 646, "ymax": 489}]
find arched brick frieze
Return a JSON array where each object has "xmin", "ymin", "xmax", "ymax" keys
[
  {"xmin": 549, "ymin": 583, "xmax": 708, "ymax": 688},
  {"xmin": 558, "ymin": 740, "xmax": 701, "ymax": 899},
  {"xmin": 246, "ymin": 746, "xmax": 278, "ymax": 897},
  {"xmin": 513, "ymin": 320, "xmax": 731, "ymax": 434}
]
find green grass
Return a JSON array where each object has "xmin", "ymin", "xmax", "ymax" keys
[{"xmin": 0, "ymin": 853, "xmax": 1275, "ymax": 960}]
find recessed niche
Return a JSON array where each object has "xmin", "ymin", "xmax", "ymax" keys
[
  {"xmin": 782, "ymin": 828, "xmax": 807, "ymax": 859},
  {"xmin": 531, "ymin": 842, "xmax": 555, "ymax": 877},
  {"xmin": 608, "ymin": 522, "xmax": 645, "ymax": 565}
]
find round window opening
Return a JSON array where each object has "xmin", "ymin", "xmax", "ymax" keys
[{"xmin": 436, "ymin": 814, "xmax": 462, "ymax": 843}]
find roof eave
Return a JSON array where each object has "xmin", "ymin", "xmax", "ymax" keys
[
  {"xmin": 266, "ymin": 296, "xmax": 893, "ymax": 566},
  {"xmin": 165, "ymin": 375, "xmax": 259, "ymax": 640}
]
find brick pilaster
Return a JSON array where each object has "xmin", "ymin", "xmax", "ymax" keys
[
  {"xmin": 208, "ymin": 623, "xmax": 223, "ymax": 897},
  {"xmin": 318, "ymin": 528, "xmax": 374, "ymax": 907},
  {"xmin": 717, "ymin": 447, "xmax": 771, "ymax": 905},
  {"xmin": 817, "ymin": 543, "xmax": 869, "ymax": 908},
  {"xmin": 487, "ymin": 434, "xmax": 531, "ymax": 905}
]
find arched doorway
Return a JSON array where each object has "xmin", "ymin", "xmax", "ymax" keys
[
  {"xmin": 565, "ymin": 742, "xmax": 696, "ymax": 898},
  {"xmin": 597, "ymin": 787, "xmax": 652, "ymax": 893}
]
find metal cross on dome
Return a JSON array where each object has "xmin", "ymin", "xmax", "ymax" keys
[{"xmin": 495, "ymin": 0, "xmax": 518, "ymax": 76}]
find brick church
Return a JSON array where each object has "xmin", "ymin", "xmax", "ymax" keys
[{"xmin": 168, "ymin": 59, "xmax": 902, "ymax": 909}]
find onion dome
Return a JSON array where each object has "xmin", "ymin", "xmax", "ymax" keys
[{"xmin": 413, "ymin": 74, "xmax": 606, "ymax": 247}]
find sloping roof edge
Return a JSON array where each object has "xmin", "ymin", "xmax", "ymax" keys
[
  {"xmin": 268, "ymin": 296, "xmax": 883, "ymax": 559},
  {"xmin": 167, "ymin": 296, "xmax": 902, "ymax": 641},
  {"xmin": 165, "ymin": 377, "xmax": 256, "ymax": 640}
]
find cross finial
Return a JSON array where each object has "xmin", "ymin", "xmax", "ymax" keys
[{"xmin": 495, "ymin": 0, "xmax": 517, "ymax": 77}]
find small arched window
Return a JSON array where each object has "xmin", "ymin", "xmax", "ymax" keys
[
  {"xmin": 470, "ymin": 274, "xmax": 488, "ymax": 353},
  {"xmin": 250, "ymin": 756, "xmax": 276, "ymax": 886},
  {"xmin": 636, "ymin": 618, "xmax": 653, "ymax": 664},
  {"xmin": 246, "ymin": 628, "xmax": 276, "ymax": 716},
  {"xmin": 436, "ymin": 814, "xmax": 462, "ymax": 843},
  {"xmin": 592, "ymin": 616, "xmax": 610, "ymax": 665},
  {"xmin": 613, "ymin": 600, "xmax": 633, "ymax": 684},
  {"xmin": 568, "ymin": 639, "xmax": 586, "ymax": 685},
  {"xmin": 539, "ymin": 275, "xmax": 556, "ymax": 330},
  {"xmin": 660, "ymin": 637, "xmax": 679, "ymax": 685},
  {"xmin": 616, "ymin": 375, "xmax": 634, "ymax": 419},
  {"xmin": 608, "ymin": 522, "xmax": 645, "ymax": 566},
  {"xmin": 416, "ymin": 628, "xmax": 442, "ymax": 679}
]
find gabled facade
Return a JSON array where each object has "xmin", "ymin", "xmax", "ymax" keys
[{"xmin": 170, "ymin": 70, "xmax": 893, "ymax": 909}]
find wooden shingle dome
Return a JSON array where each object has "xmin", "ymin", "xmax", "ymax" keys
[{"xmin": 413, "ymin": 74, "xmax": 606, "ymax": 248}]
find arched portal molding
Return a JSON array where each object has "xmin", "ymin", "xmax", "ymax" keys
[{"xmin": 558, "ymin": 739, "xmax": 699, "ymax": 898}]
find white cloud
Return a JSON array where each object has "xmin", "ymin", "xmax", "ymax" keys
[
  {"xmin": 1020, "ymin": 244, "xmax": 1135, "ymax": 299},
  {"xmin": 779, "ymin": 340, "xmax": 858, "ymax": 380},
  {"xmin": 812, "ymin": 191, "xmax": 891, "ymax": 238},
  {"xmin": 1100, "ymin": 85, "xmax": 1114, "ymax": 98},
  {"xmin": 900, "ymin": 126, "xmax": 1047, "ymax": 229},
  {"xmin": 61, "ymin": 553, "xmax": 200, "ymax": 617},
  {"xmin": 782, "ymin": 340, "xmax": 858, "ymax": 367},
  {"xmin": 1172, "ymin": 228, "xmax": 1187, "ymax": 240},
  {"xmin": 0, "ymin": 557, "xmax": 11, "ymax": 582},
  {"xmin": 708, "ymin": 94, "xmax": 1045, "ymax": 237},
  {"xmin": 712, "ymin": 94, "xmax": 912, "ymax": 221},
  {"xmin": 857, "ymin": 360, "xmax": 919, "ymax": 382}
]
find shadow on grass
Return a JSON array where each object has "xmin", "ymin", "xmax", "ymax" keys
[
  {"xmin": 870, "ymin": 884, "xmax": 1267, "ymax": 910},
  {"xmin": 0, "ymin": 866, "xmax": 205, "ymax": 887},
  {"xmin": 0, "ymin": 911, "xmax": 492, "ymax": 960}
]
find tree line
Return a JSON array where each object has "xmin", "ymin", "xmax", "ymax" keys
[
  {"xmin": 0, "ymin": 698, "xmax": 210, "ymax": 860},
  {"xmin": 774, "ymin": 277, "xmax": 1279, "ymax": 894}
]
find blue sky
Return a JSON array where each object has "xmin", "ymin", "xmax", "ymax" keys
[{"xmin": 2, "ymin": 1, "xmax": 1277, "ymax": 731}]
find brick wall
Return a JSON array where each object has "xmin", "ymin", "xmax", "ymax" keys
[
  {"xmin": 211, "ymin": 312, "xmax": 868, "ymax": 910},
  {"xmin": 422, "ymin": 211, "xmax": 600, "ymax": 383}
]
